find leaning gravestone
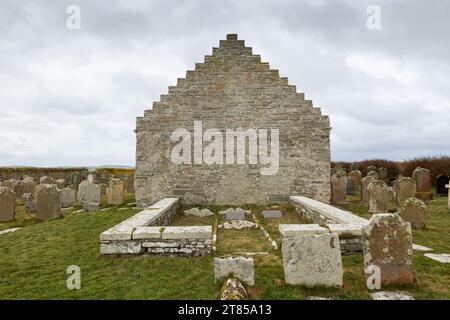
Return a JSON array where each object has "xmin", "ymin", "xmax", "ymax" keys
[
  {"xmin": 393, "ymin": 177, "xmax": 416, "ymax": 210},
  {"xmin": 331, "ymin": 172, "xmax": 346, "ymax": 203},
  {"xmin": 0, "ymin": 187, "xmax": 16, "ymax": 222},
  {"xmin": 362, "ymin": 213, "xmax": 414, "ymax": 287},
  {"xmin": 378, "ymin": 167, "xmax": 388, "ymax": 181},
  {"xmin": 107, "ymin": 178, "xmax": 124, "ymax": 205},
  {"xmin": 61, "ymin": 188, "xmax": 77, "ymax": 208},
  {"xmin": 400, "ymin": 197, "xmax": 426, "ymax": 229},
  {"xmin": 348, "ymin": 170, "xmax": 362, "ymax": 190},
  {"xmin": 412, "ymin": 167, "xmax": 431, "ymax": 192},
  {"xmin": 361, "ymin": 175, "xmax": 376, "ymax": 204},
  {"xmin": 346, "ymin": 177, "xmax": 355, "ymax": 195},
  {"xmin": 78, "ymin": 180, "xmax": 101, "ymax": 212},
  {"xmin": 262, "ymin": 210, "xmax": 283, "ymax": 219},
  {"xmin": 36, "ymin": 184, "xmax": 61, "ymax": 221},
  {"xmin": 436, "ymin": 174, "xmax": 450, "ymax": 195},
  {"xmin": 367, "ymin": 180, "xmax": 388, "ymax": 213},
  {"xmin": 281, "ymin": 233, "xmax": 343, "ymax": 287}
]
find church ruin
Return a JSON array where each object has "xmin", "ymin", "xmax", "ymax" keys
[{"xmin": 135, "ymin": 34, "xmax": 331, "ymax": 206}]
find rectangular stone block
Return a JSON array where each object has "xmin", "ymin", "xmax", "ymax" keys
[
  {"xmin": 162, "ymin": 226, "xmax": 212, "ymax": 240},
  {"xmin": 261, "ymin": 210, "xmax": 283, "ymax": 219},
  {"xmin": 281, "ymin": 233, "xmax": 343, "ymax": 287},
  {"xmin": 100, "ymin": 241, "xmax": 142, "ymax": 255},
  {"xmin": 226, "ymin": 211, "xmax": 245, "ymax": 220},
  {"xmin": 132, "ymin": 226, "xmax": 162, "ymax": 240}
]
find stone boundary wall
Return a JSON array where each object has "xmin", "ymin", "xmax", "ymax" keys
[
  {"xmin": 0, "ymin": 167, "xmax": 89, "ymax": 182},
  {"xmin": 288, "ymin": 196, "xmax": 369, "ymax": 255},
  {"xmin": 100, "ymin": 198, "xmax": 212, "ymax": 257}
]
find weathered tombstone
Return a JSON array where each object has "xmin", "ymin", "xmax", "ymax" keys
[
  {"xmin": 393, "ymin": 177, "xmax": 416, "ymax": 210},
  {"xmin": 61, "ymin": 188, "xmax": 77, "ymax": 208},
  {"xmin": 100, "ymin": 183, "xmax": 108, "ymax": 197},
  {"xmin": 2, "ymin": 179, "xmax": 17, "ymax": 192},
  {"xmin": 226, "ymin": 211, "xmax": 245, "ymax": 221},
  {"xmin": 367, "ymin": 165, "xmax": 377, "ymax": 173},
  {"xmin": 56, "ymin": 179, "xmax": 66, "ymax": 189},
  {"xmin": 78, "ymin": 180, "xmax": 101, "ymax": 212},
  {"xmin": 412, "ymin": 167, "xmax": 431, "ymax": 192},
  {"xmin": 351, "ymin": 163, "xmax": 359, "ymax": 171},
  {"xmin": 367, "ymin": 180, "xmax": 388, "ymax": 213},
  {"xmin": 362, "ymin": 213, "xmax": 414, "ymax": 287},
  {"xmin": 281, "ymin": 233, "xmax": 343, "ymax": 287},
  {"xmin": 436, "ymin": 174, "xmax": 450, "ymax": 195},
  {"xmin": 400, "ymin": 198, "xmax": 426, "ymax": 229},
  {"xmin": 387, "ymin": 177, "xmax": 397, "ymax": 187},
  {"xmin": 361, "ymin": 175, "xmax": 376, "ymax": 204},
  {"xmin": 346, "ymin": 177, "xmax": 355, "ymax": 195},
  {"xmin": 23, "ymin": 177, "xmax": 36, "ymax": 194},
  {"xmin": 124, "ymin": 174, "xmax": 135, "ymax": 193},
  {"xmin": 36, "ymin": 184, "xmax": 61, "ymax": 221},
  {"xmin": 14, "ymin": 180, "xmax": 25, "ymax": 199},
  {"xmin": 348, "ymin": 170, "xmax": 362, "ymax": 191},
  {"xmin": 378, "ymin": 167, "xmax": 388, "ymax": 181},
  {"xmin": 70, "ymin": 172, "xmax": 81, "ymax": 186},
  {"xmin": 22, "ymin": 193, "xmax": 36, "ymax": 213},
  {"xmin": 446, "ymin": 184, "xmax": 450, "ymax": 210},
  {"xmin": 107, "ymin": 178, "xmax": 124, "ymax": 205},
  {"xmin": 367, "ymin": 170, "xmax": 379, "ymax": 180},
  {"xmin": 214, "ymin": 257, "xmax": 254, "ymax": 286},
  {"xmin": 0, "ymin": 187, "xmax": 16, "ymax": 222},
  {"xmin": 39, "ymin": 176, "xmax": 56, "ymax": 185},
  {"xmin": 331, "ymin": 172, "xmax": 346, "ymax": 203},
  {"xmin": 261, "ymin": 210, "xmax": 283, "ymax": 219}
]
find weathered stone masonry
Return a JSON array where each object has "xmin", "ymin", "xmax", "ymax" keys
[{"xmin": 135, "ymin": 34, "xmax": 331, "ymax": 206}]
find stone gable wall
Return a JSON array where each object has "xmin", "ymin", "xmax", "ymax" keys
[{"xmin": 135, "ymin": 34, "xmax": 331, "ymax": 206}]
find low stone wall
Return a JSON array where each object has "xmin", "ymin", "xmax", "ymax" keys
[
  {"xmin": 287, "ymin": 196, "xmax": 368, "ymax": 255},
  {"xmin": 0, "ymin": 167, "xmax": 89, "ymax": 183},
  {"xmin": 100, "ymin": 198, "xmax": 212, "ymax": 257}
]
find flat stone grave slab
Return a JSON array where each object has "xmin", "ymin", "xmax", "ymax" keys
[
  {"xmin": 424, "ymin": 253, "xmax": 450, "ymax": 264},
  {"xmin": 261, "ymin": 210, "xmax": 282, "ymax": 219},
  {"xmin": 370, "ymin": 291, "xmax": 415, "ymax": 300}
]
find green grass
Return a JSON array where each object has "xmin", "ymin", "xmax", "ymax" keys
[{"xmin": 1, "ymin": 195, "xmax": 449, "ymax": 299}]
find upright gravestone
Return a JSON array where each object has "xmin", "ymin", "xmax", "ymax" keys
[
  {"xmin": 0, "ymin": 187, "xmax": 16, "ymax": 222},
  {"xmin": 70, "ymin": 172, "xmax": 81, "ymax": 186},
  {"xmin": 378, "ymin": 167, "xmax": 388, "ymax": 181},
  {"xmin": 56, "ymin": 179, "xmax": 66, "ymax": 189},
  {"xmin": 23, "ymin": 177, "xmax": 36, "ymax": 194},
  {"xmin": 78, "ymin": 180, "xmax": 101, "ymax": 212},
  {"xmin": 107, "ymin": 178, "xmax": 124, "ymax": 205},
  {"xmin": 331, "ymin": 173, "xmax": 346, "ymax": 203},
  {"xmin": 61, "ymin": 188, "xmax": 77, "ymax": 208},
  {"xmin": 393, "ymin": 177, "xmax": 416, "ymax": 210},
  {"xmin": 346, "ymin": 177, "xmax": 355, "ymax": 195},
  {"xmin": 367, "ymin": 170, "xmax": 379, "ymax": 180},
  {"xmin": 281, "ymin": 233, "xmax": 343, "ymax": 287},
  {"xmin": 436, "ymin": 174, "xmax": 450, "ymax": 195},
  {"xmin": 14, "ymin": 180, "xmax": 25, "ymax": 199},
  {"xmin": 367, "ymin": 166, "xmax": 377, "ymax": 174},
  {"xmin": 36, "ymin": 184, "xmax": 61, "ymax": 221},
  {"xmin": 362, "ymin": 213, "xmax": 414, "ymax": 287},
  {"xmin": 2, "ymin": 179, "xmax": 17, "ymax": 192},
  {"xmin": 400, "ymin": 197, "xmax": 426, "ymax": 229},
  {"xmin": 367, "ymin": 180, "xmax": 388, "ymax": 213},
  {"xmin": 22, "ymin": 193, "xmax": 36, "ymax": 213},
  {"xmin": 124, "ymin": 174, "xmax": 135, "ymax": 193},
  {"xmin": 446, "ymin": 184, "xmax": 450, "ymax": 210},
  {"xmin": 348, "ymin": 170, "xmax": 362, "ymax": 191},
  {"xmin": 40, "ymin": 176, "xmax": 56, "ymax": 185},
  {"xmin": 412, "ymin": 167, "xmax": 431, "ymax": 192},
  {"xmin": 361, "ymin": 175, "xmax": 376, "ymax": 204}
]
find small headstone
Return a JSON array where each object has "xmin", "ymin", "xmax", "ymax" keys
[
  {"xmin": 184, "ymin": 207, "xmax": 215, "ymax": 217},
  {"xmin": 281, "ymin": 233, "xmax": 343, "ymax": 287},
  {"xmin": 61, "ymin": 188, "xmax": 77, "ymax": 208},
  {"xmin": 107, "ymin": 178, "xmax": 124, "ymax": 205},
  {"xmin": 378, "ymin": 167, "xmax": 388, "ymax": 181},
  {"xmin": 36, "ymin": 184, "xmax": 61, "ymax": 220},
  {"xmin": 70, "ymin": 172, "xmax": 81, "ymax": 186},
  {"xmin": 367, "ymin": 170, "xmax": 379, "ymax": 180},
  {"xmin": 39, "ymin": 176, "xmax": 56, "ymax": 185},
  {"xmin": 362, "ymin": 213, "xmax": 414, "ymax": 287},
  {"xmin": 330, "ymin": 172, "xmax": 346, "ymax": 203},
  {"xmin": 214, "ymin": 257, "xmax": 254, "ymax": 286},
  {"xmin": 367, "ymin": 165, "xmax": 377, "ymax": 173},
  {"xmin": 14, "ymin": 180, "xmax": 25, "ymax": 198},
  {"xmin": 78, "ymin": 180, "xmax": 101, "ymax": 212},
  {"xmin": 226, "ymin": 211, "xmax": 245, "ymax": 220},
  {"xmin": 436, "ymin": 174, "xmax": 450, "ymax": 195},
  {"xmin": 262, "ymin": 210, "xmax": 282, "ymax": 219},
  {"xmin": 23, "ymin": 177, "xmax": 36, "ymax": 194},
  {"xmin": 22, "ymin": 192, "xmax": 36, "ymax": 213},
  {"xmin": 393, "ymin": 177, "xmax": 416, "ymax": 210},
  {"xmin": 0, "ymin": 187, "xmax": 16, "ymax": 222},
  {"xmin": 124, "ymin": 174, "xmax": 135, "ymax": 193},
  {"xmin": 361, "ymin": 175, "xmax": 376, "ymax": 204},
  {"xmin": 400, "ymin": 197, "xmax": 426, "ymax": 229},
  {"xmin": 367, "ymin": 180, "xmax": 388, "ymax": 213},
  {"xmin": 346, "ymin": 176, "xmax": 355, "ymax": 195},
  {"xmin": 412, "ymin": 167, "xmax": 431, "ymax": 192},
  {"xmin": 348, "ymin": 170, "xmax": 362, "ymax": 190},
  {"xmin": 1, "ymin": 179, "xmax": 17, "ymax": 192}
]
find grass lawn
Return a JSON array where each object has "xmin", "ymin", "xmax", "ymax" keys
[{"xmin": 1, "ymin": 194, "xmax": 449, "ymax": 299}]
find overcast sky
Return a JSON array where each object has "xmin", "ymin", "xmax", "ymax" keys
[{"xmin": 1, "ymin": 0, "xmax": 449, "ymax": 167}]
